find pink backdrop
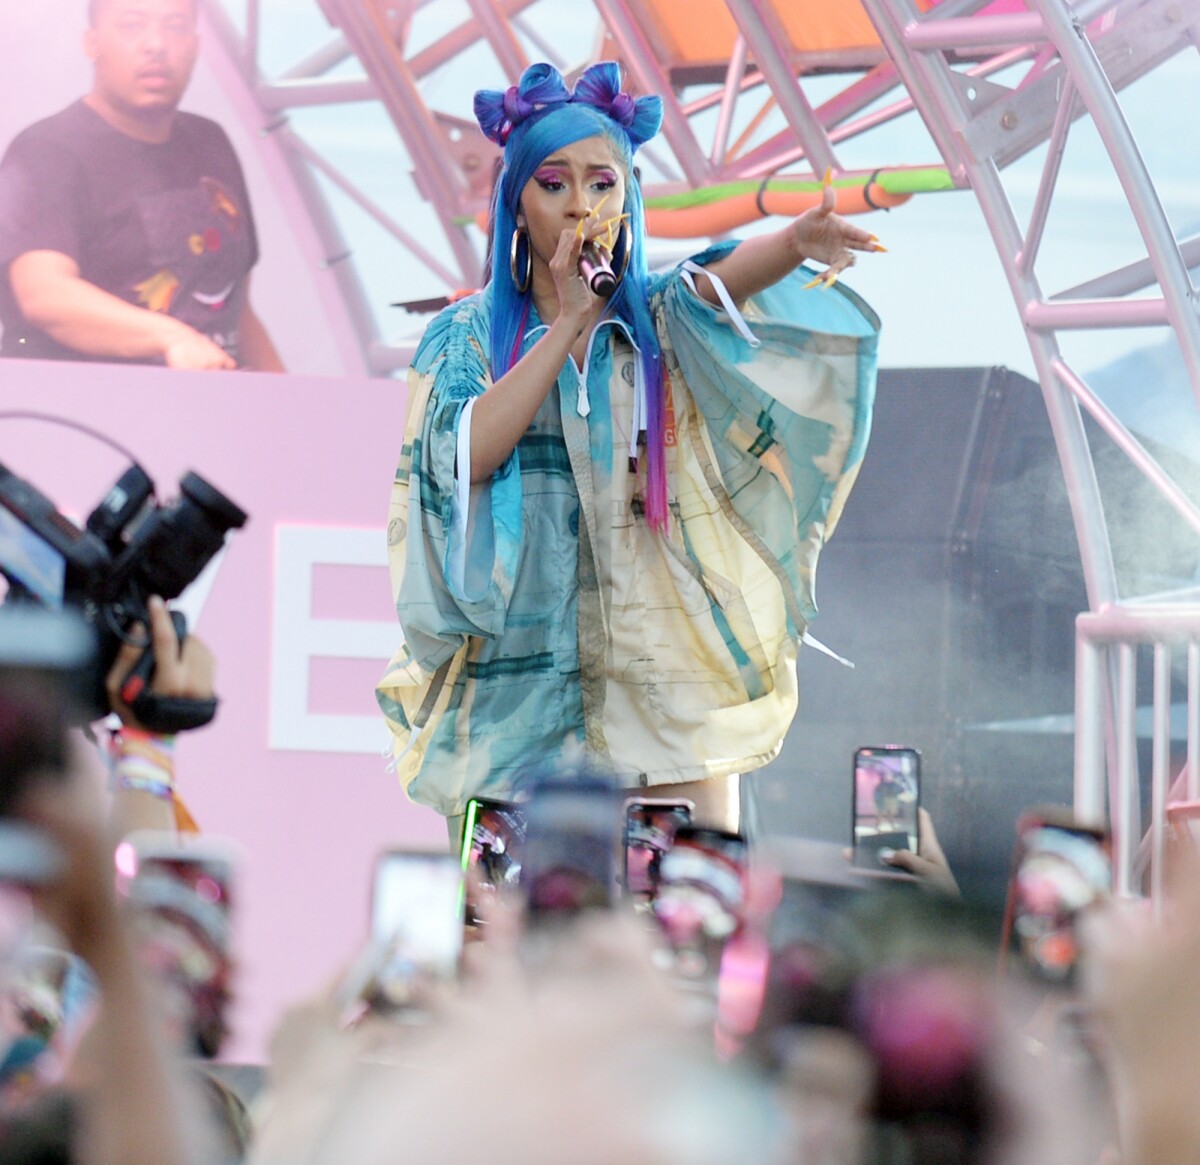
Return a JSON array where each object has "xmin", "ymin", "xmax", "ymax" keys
[{"xmin": 0, "ymin": 358, "xmax": 439, "ymax": 1061}]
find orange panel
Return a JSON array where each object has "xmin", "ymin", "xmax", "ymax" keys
[
  {"xmin": 638, "ymin": 0, "xmax": 1031, "ymax": 67},
  {"xmin": 639, "ymin": 0, "xmax": 739, "ymax": 65},
  {"xmin": 774, "ymin": 0, "xmax": 882, "ymax": 54},
  {"xmin": 642, "ymin": 0, "xmax": 885, "ymax": 64}
]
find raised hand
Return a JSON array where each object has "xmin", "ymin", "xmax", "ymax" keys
[
  {"xmin": 547, "ymin": 224, "xmax": 598, "ymax": 326},
  {"xmin": 793, "ymin": 170, "xmax": 887, "ymax": 290}
]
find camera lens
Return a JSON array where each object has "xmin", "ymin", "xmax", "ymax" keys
[
  {"xmin": 178, "ymin": 473, "xmax": 248, "ymax": 530},
  {"xmin": 129, "ymin": 474, "xmax": 247, "ymax": 602}
]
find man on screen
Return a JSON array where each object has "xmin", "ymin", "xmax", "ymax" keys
[{"xmin": 0, "ymin": 0, "xmax": 283, "ymax": 370}]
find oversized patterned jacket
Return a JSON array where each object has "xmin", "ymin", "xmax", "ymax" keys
[{"xmin": 377, "ymin": 243, "xmax": 880, "ymax": 817}]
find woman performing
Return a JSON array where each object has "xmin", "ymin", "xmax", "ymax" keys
[{"xmin": 378, "ymin": 61, "xmax": 882, "ymax": 837}]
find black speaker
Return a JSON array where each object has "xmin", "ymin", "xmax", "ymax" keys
[
  {"xmin": 754, "ymin": 367, "xmax": 1084, "ymax": 905},
  {"xmin": 754, "ymin": 364, "xmax": 1200, "ymax": 906}
]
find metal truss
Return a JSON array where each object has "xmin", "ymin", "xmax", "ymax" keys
[
  {"xmin": 200, "ymin": 0, "xmax": 1010, "ymax": 370},
  {"xmin": 860, "ymin": 0, "xmax": 1200, "ymax": 897}
]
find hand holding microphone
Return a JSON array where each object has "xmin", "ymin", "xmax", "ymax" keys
[
  {"xmin": 575, "ymin": 197, "xmax": 628, "ymax": 299},
  {"xmin": 578, "ymin": 241, "xmax": 618, "ymax": 298}
]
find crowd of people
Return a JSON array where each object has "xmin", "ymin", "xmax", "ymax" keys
[
  {"xmin": 3, "ymin": 4, "xmax": 1200, "ymax": 1165},
  {"xmin": 3, "ymin": 615, "xmax": 1200, "ymax": 1165}
]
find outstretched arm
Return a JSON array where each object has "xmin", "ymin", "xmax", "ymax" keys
[{"xmin": 689, "ymin": 177, "xmax": 884, "ymax": 308}]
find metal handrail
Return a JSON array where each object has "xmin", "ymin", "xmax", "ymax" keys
[{"xmin": 1076, "ymin": 610, "xmax": 1200, "ymax": 903}]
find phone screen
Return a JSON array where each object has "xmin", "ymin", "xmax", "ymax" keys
[
  {"xmin": 652, "ymin": 828, "xmax": 749, "ymax": 970},
  {"xmin": 623, "ymin": 799, "xmax": 693, "ymax": 900},
  {"xmin": 460, "ymin": 798, "xmax": 526, "ymax": 926},
  {"xmin": 737, "ymin": 871, "xmax": 867, "ymax": 1040},
  {"xmin": 369, "ymin": 851, "xmax": 463, "ymax": 1011},
  {"xmin": 770, "ymin": 875, "xmax": 864, "ymax": 954},
  {"xmin": 461, "ymin": 798, "xmax": 526, "ymax": 889},
  {"xmin": 1011, "ymin": 821, "xmax": 1111, "ymax": 985},
  {"xmin": 0, "ymin": 504, "xmax": 66, "ymax": 609},
  {"xmin": 116, "ymin": 836, "xmax": 235, "ymax": 1057},
  {"xmin": 520, "ymin": 782, "xmax": 620, "ymax": 921},
  {"xmin": 853, "ymin": 746, "xmax": 920, "ymax": 869}
]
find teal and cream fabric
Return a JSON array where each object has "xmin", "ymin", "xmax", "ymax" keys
[{"xmin": 378, "ymin": 243, "xmax": 879, "ymax": 817}]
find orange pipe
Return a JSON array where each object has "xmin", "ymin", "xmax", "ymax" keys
[{"xmin": 645, "ymin": 185, "xmax": 910, "ymax": 238}]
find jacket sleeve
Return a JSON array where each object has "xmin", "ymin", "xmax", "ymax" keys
[
  {"xmin": 390, "ymin": 295, "xmax": 524, "ymax": 672},
  {"xmin": 655, "ymin": 244, "xmax": 880, "ymax": 630}
]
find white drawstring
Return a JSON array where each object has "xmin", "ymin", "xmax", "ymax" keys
[
  {"xmin": 386, "ymin": 723, "xmax": 425, "ymax": 771},
  {"xmin": 447, "ymin": 397, "xmax": 477, "ymax": 595},
  {"xmin": 681, "ymin": 261, "xmax": 761, "ymax": 348},
  {"xmin": 802, "ymin": 630, "xmax": 855, "ymax": 669}
]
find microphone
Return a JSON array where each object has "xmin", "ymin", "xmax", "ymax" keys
[{"xmin": 579, "ymin": 242, "xmax": 618, "ymax": 298}]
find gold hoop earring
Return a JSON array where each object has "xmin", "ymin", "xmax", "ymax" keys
[
  {"xmin": 510, "ymin": 227, "xmax": 531, "ymax": 294},
  {"xmin": 612, "ymin": 221, "xmax": 632, "ymax": 284}
]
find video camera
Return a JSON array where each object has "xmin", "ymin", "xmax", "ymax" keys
[{"xmin": 0, "ymin": 460, "xmax": 246, "ymax": 732}]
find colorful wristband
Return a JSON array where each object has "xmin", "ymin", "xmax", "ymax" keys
[{"xmin": 112, "ymin": 728, "xmax": 177, "ymax": 799}]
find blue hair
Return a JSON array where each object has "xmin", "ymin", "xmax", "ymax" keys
[{"xmin": 478, "ymin": 63, "xmax": 669, "ymax": 526}]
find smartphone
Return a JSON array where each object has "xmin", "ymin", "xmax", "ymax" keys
[
  {"xmin": 460, "ymin": 796, "xmax": 527, "ymax": 926},
  {"xmin": 364, "ymin": 848, "xmax": 463, "ymax": 1016},
  {"xmin": 520, "ymin": 777, "xmax": 622, "ymax": 924},
  {"xmin": 114, "ymin": 831, "xmax": 237, "ymax": 1058},
  {"xmin": 622, "ymin": 797, "xmax": 693, "ymax": 901},
  {"xmin": 652, "ymin": 827, "xmax": 749, "ymax": 981},
  {"xmin": 852, "ymin": 746, "xmax": 920, "ymax": 870},
  {"xmin": 717, "ymin": 858, "xmax": 864, "ymax": 1057},
  {"xmin": 0, "ymin": 607, "xmax": 95, "ymax": 820},
  {"xmin": 1003, "ymin": 808, "xmax": 1111, "ymax": 986}
]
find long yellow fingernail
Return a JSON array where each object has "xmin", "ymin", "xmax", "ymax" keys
[
  {"xmin": 823, "ymin": 167, "xmax": 833, "ymax": 188},
  {"xmin": 822, "ymin": 271, "xmax": 839, "ymax": 289},
  {"xmin": 872, "ymin": 242, "xmax": 889, "ymax": 252},
  {"xmin": 595, "ymin": 213, "xmax": 629, "ymax": 249},
  {"xmin": 802, "ymin": 275, "xmax": 822, "ymax": 290}
]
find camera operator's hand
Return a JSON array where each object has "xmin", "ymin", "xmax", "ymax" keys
[{"xmin": 106, "ymin": 596, "xmax": 215, "ymax": 732}]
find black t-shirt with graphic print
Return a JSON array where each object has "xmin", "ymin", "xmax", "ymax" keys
[{"xmin": 0, "ymin": 100, "xmax": 259, "ymax": 363}]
